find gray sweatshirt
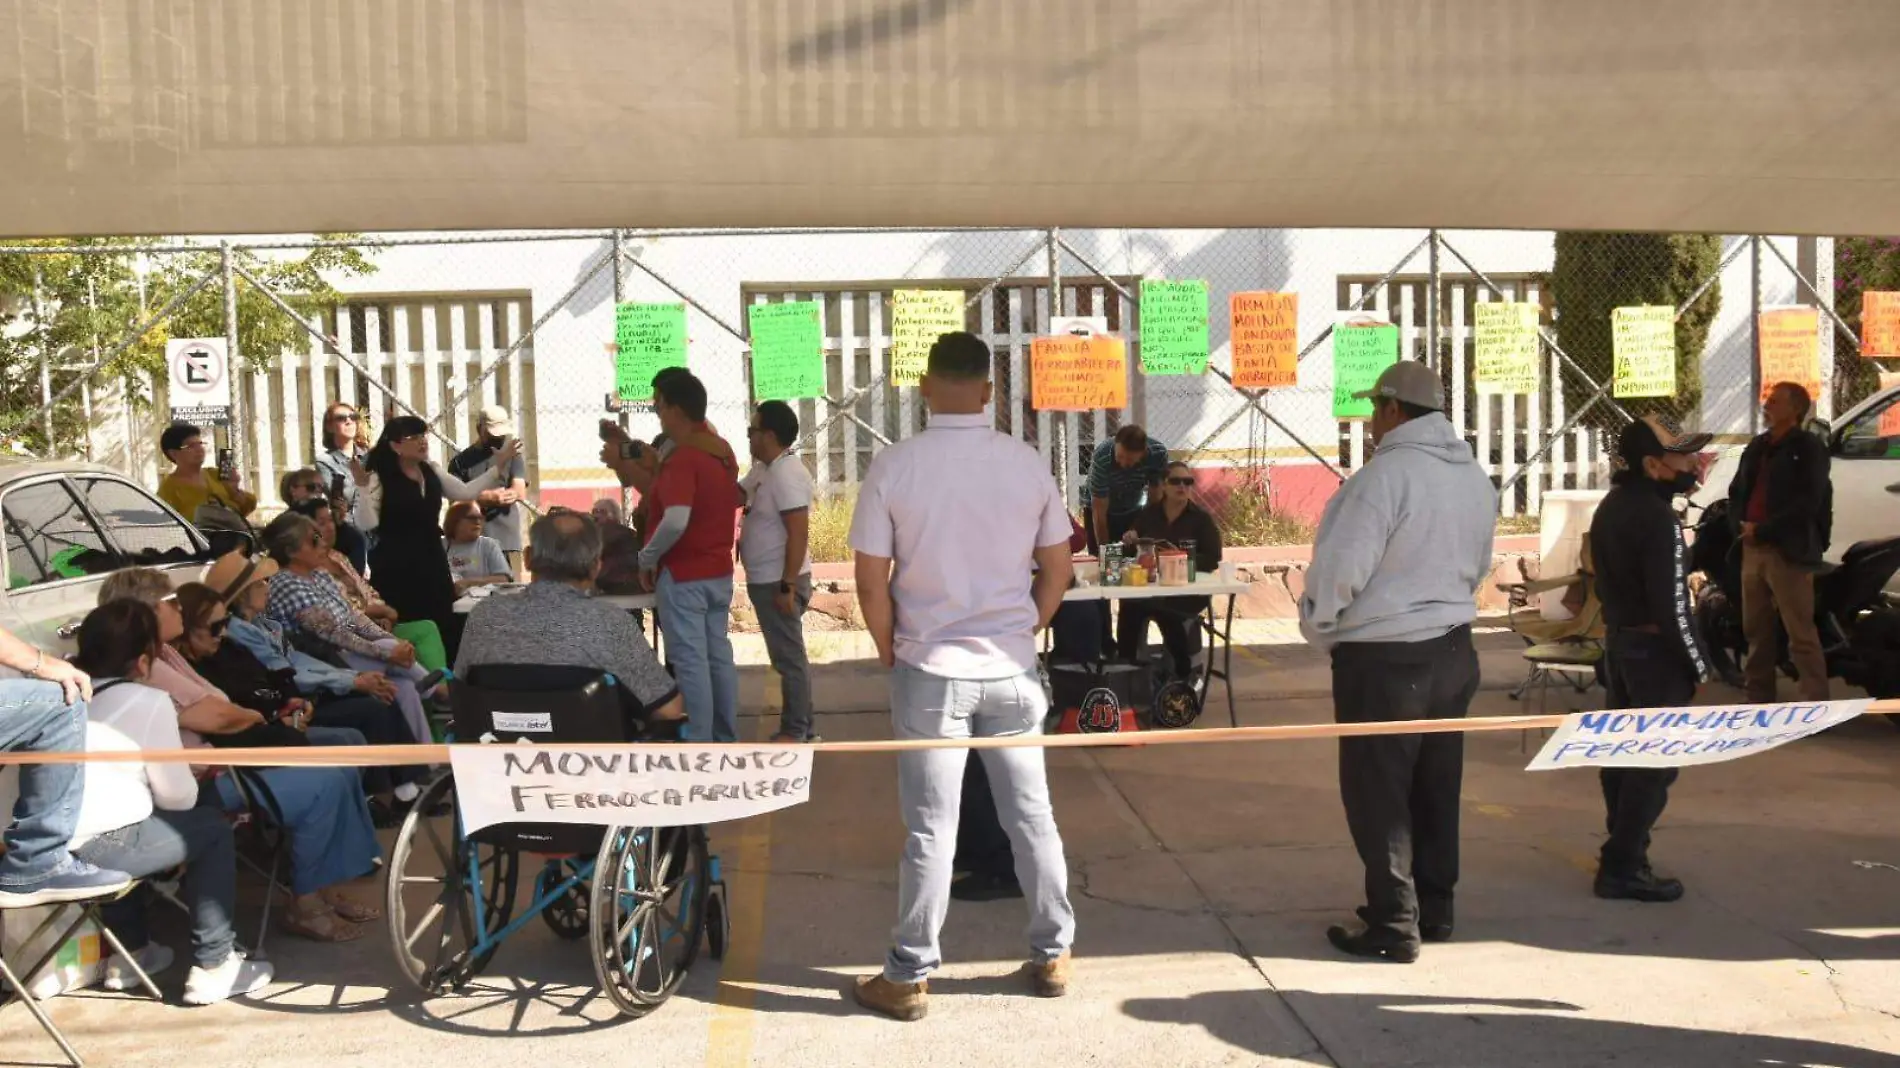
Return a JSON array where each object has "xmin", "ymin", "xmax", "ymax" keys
[{"xmin": 1299, "ymin": 412, "xmax": 1498, "ymax": 652}]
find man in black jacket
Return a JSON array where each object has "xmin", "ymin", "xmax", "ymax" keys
[
  {"xmin": 1725, "ymin": 382, "xmax": 1832, "ymax": 703},
  {"xmin": 1588, "ymin": 415, "xmax": 1714, "ymax": 903}
]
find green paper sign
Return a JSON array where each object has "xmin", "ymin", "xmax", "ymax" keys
[
  {"xmin": 614, "ymin": 302, "xmax": 688, "ymax": 400},
  {"xmin": 748, "ymin": 301, "xmax": 827, "ymax": 401},
  {"xmin": 1332, "ymin": 323, "xmax": 1400, "ymax": 419},
  {"xmin": 1138, "ymin": 279, "xmax": 1211, "ymax": 376}
]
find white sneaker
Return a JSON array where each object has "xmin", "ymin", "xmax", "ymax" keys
[
  {"xmin": 182, "ymin": 953, "xmax": 274, "ymax": 1006},
  {"xmin": 100, "ymin": 942, "xmax": 175, "ymax": 992}
]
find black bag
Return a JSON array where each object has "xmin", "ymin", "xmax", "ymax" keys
[{"xmin": 193, "ymin": 643, "xmax": 309, "ymax": 749}]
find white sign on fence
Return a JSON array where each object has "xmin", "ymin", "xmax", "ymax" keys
[
  {"xmin": 1526, "ymin": 699, "xmax": 1869, "ymax": 771},
  {"xmin": 166, "ymin": 338, "xmax": 231, "ymax": 425},
  {"xmin": 449, "ymin": 744, "xmax": 815, "ymax": 831}
]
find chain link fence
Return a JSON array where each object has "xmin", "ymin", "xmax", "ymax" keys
[{"xmin": 1, "ymin": 228, "xmax": 1886, "ymax": 560}]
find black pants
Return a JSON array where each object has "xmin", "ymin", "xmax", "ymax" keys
[
  {"xmin": 315, "ymin": 693, "xmax": 424, "ymax": 794},
  {"xmin": 1116, "ymin": 596, "xmax": 1209, "ymax": 678},
  {"xmin": 954, "ymin": 751, "xmax": 1016, "ymax": 881},
  {"xmin": 1598, "ymin": 630, "xmax": 1694, "ymax": 876},
  {"xmin": 1332, "ymin": 625, "xmax": 1480, "ymax": 941}
]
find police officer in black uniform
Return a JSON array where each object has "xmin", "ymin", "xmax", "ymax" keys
[{"xmin": 1586, "ymin": 414, "xmax": 1715, "ymax": 903}]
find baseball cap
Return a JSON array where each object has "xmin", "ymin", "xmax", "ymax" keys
[
  {"xmin": 1616, "ymin": 414, "xmax": 1713, "ymax": 470},
  {"xmin": 477, "ymin": 404, "xmax": 515, "ymax": 438},
  {"xmin": 1352, "ymin": 360, "xmax": 1443, "ymax": 412}
]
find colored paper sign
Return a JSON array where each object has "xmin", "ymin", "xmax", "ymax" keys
[
  {"xmin": 747, "ymin": 301, "xmax": 827, "ymax": 401},
  {"xmin": 889, "ymin": 289, "xmax": 965, "ymax": 388},
  {"xmin": 1611, "ymin": 305, "xmax": 1677, "ymax": 399},
  {"xmin": 1527, "ymin": 700, "xmax": 1867, "ymax": 771},
  {"xmin": 1758, "ymin": 306, "xmax": 1822, "ymax": 403},
  {"xmin": 1473, "ymin": 301, "xmax": 1541, "ymax": 395},
  {"xmin": 1138, "ymin": 279, "xmax": 1210, "ymax": 376},
  {"xmin": 1229, "ymin": 292, "xmax": 1298, "ymax": 389},
  {"xmin": 612, "ymin": 302, "xmax": 688, "ymax": 401},
  {"xmin": 1331, "ymin": 321, "xmax": 1400, "ymax": 419},
  {"xmin": 1032, "ymin": 334, "xmax": 1128, "ymax": 411},
  {"xmin": 449, "ymin": 745, "xmax": 815, "ymax": 832},
  {"xmin": 1879, "ymin": 373, "xmax": 1900, "ymax": 437},
  {"xmin": 1863, "ymin": 291, "xmax": 1900, "ymax": 359}
]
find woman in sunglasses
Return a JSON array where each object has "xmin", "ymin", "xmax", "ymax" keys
[
  {"xmin": 1116, "ymin": 461, "xmax": 1224, "ymax": 681},
  {"xmin": 312, "ymin": 404, "xmax": 369, "ymax": 516}
]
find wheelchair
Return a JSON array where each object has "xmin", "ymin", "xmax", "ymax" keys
[{"xmin": 384, "ymin": 664, "xmax": 730, "ymax": 1018}]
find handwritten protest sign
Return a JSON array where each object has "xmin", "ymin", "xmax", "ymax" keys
[
  {"xmin": 889, "ymin": 289, "xmax": 965, "ymax": 388},
  {"xmin": 1332, "ymin": 321, "xmax": 1399, "ymax": 419},
  {"xmin": 1880, "ymin": 373, "xmax": 1900, "ymax": 437},
  {"xmin": 1032, "ymin": 334, "xmax": 1128, "ymax": 411},
  {"xmin": 1864, "ymin": 291, "xmax": 1900, "ymax": 359},
  {"xmin": 612, "ymin": 302, "xmax": 688, "ymax": 400},
  {"xmin": 747, "ymin": 301, "xmax": 826, "ymax": 401},
  {"xmin": 1612, "ymin": 305, "xmax": 1677, "ymax": 399},
  {"xmin": 1230, "ymin": 292, "xmax": 1298, "ymax": 389},
  {"xmin": 1473, "ymin": 301, "xmax": 1540, "ymax": 395},
  {"xmin": 1526, "ymin": 699, "xmax": 1867, "ymax": 772},
  {"xmin": 1139, "ymin": 279, "xmax": 1210, "ymax": 376},
  {"xmin": 1758, "ymin": 306, "xmax": 1822, "ymax": 402},
  {"xmin": 450, "ymin": 745, "xmax": 816, "ymax": 832}
]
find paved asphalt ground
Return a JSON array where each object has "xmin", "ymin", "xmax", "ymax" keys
[{"xmin": 8, "ymin": 624, "xmax": 1900, "ymax": 1067}]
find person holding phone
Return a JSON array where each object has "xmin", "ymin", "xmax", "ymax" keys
[
  {"xmin": 313, "ymin": 403, "xmax": 369, "ymax": 515},
  {"xmin": 447, "ymin": 406, "xmax": 530, "ymax": 576},
  {"xmin": 156, "ymin": 423, "xmax": 256, "ymax": 532}
]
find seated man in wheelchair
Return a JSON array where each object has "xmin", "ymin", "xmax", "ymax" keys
[{"xmin": 454, "ymin": 509, "xmax": 684, "ymax": 733}]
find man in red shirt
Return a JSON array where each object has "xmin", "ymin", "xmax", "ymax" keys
[{"xmin": 633, "ymin": 371, "xmax": 744, "ymax": 741}]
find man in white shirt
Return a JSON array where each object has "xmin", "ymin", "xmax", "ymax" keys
[
  {"xmin": 846, "ymin": 331, "xmax": 1076, "ymax": 1021},
  {"xmin": 740, "ymin": 400, "xmax": 818, "ymax": 742}
]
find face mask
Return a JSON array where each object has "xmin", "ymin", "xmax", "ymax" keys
[{"xmin": 1666, "ymin": 470, "xmax": 1699, "ymax": 496}]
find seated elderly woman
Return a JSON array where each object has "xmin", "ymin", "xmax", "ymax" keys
[
  {"xmin": 62, "ymin": 600, "xmax": 274, "ymax": 1005},
  {"xmin": 456, "ymin": 510, "xmax": 683, "ymax": 729},
  {"xmin": 1116, "ymin": 460, "xmax": 1225, "ymax": 681},
  {"xmin": 96, "ymin": 568, "xmax": 383, "ymax": 943},
  {"xmin": 282, "ymin": 497, "xmax": 449, "ymax": 677},
  {"xmin": 588, "ymin": 497, "xmax": 645, "ymax": 595},
  {"xmin": 443, "ymin": 501, "xmax": 515, "ymax": 594},
  {"xmin": 260, "ymin": 511, "xmax": 440, "ymax": 747}
]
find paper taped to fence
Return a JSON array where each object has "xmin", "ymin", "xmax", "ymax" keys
[
  {"xmin": 1758, "ymin": 306, "xmax": 1822, "ymax": 403},
  {"xmin": 889, "ymin": 289, "xmax": 966, "ymax": 388},
  {"xmin": 449, "ymin": 745, "xmax": 815, "ymax": 831},
  {"xmin": 1863, "ymin": 292, "xmax": 1900, "ymax": 359},
  {"xmin": 1611, "ymin": 305, "xmax": 1676, "ymax": 399},
  {"xmin": 1525, "ymin": 699, "xmax": 1868, "ymax": 771}
]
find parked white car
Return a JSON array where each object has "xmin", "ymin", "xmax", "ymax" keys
[
  {"xmin": 1, "ymin": 459, "xmax": 231, "ymax": 653},
  {"xmin": 1693, "ymin": 383, "xmax": 1900, "ymax": 581}
]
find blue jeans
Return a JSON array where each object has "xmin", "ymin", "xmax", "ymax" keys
[
  {"xmin": 0, "ymin": 679, "xmax": 86, "ymax": 889},
  {"xmin": 74, "ymin": 807, "xmax": 237, "ymax": 968},
  {"xmin": 656, "ymin": 571, "xmax": 739, "ymax": 743}
]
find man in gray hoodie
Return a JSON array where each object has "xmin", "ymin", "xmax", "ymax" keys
[{"xmin": 1300, "ymin": 360, "xmax": 1497, "ymax": 963}]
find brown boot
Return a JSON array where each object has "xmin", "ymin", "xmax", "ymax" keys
[
  {"xmin": 1024, "ymin": 953, "xmax": 1071, "ymax": 997},
  {"xmin": 851, "ymin": 974, "xmax": 928, "ymax": 1021}
]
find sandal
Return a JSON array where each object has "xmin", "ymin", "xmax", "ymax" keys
[
  {"xmin": 281, "ymin": 902, "xmax": 363, "ymax": 943},
  {"xmin": 321, "ymin": 891, "xmax": 382, "ymax": 923}
]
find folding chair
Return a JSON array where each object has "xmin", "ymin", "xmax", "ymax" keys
[
  {"xmin": 0, "ymin": 887, "xmax": 162, "ymax": 1068},
  {"xmin": 1498, "ymin": 543, "xmax": 1605, "ymax": 748},
  {"xmin": 223, "ymin": 769, "xmax": 293, "ymax": 961}
]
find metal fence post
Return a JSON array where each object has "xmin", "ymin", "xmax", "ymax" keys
[
  {"xmin": 612, "ymin": 228, "xmax": 633, "ymax": 518},
  {"xmin": 221, "ymin": 241, "xmax": 243, "ymax": 477},
  {"xmin": 1749, "ymin": 235, "xmax": 1762, "ymax": 434},
  {"xmin": 32, "ymin": 264, "xmax": 52, "ymax": 452},
  {"xmin": 1426, "ymin": 229, "xmax": 1441, "ymax": 369},
  {"xmin": 1047, "ymin": 227, "xmax": 1067, "ymax": 501}
]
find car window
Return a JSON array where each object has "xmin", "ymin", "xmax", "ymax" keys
[
  {"xmin": 2, "ymin": 481, "xmax": 118, "ymax": 591},
  {"xmin": 1837, "ymin": 393, "xmax": 1900, "ymax": 459},
  {"xmin": 77, "ymin": 478, "xmax": 201, "ymax": 567}
]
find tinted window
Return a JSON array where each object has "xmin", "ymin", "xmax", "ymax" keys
[
  {"xmin": 2, "ymin": 481, "xmax": 117, "ymax": 590},
  {"xmin": 1837, "ymin": 395, "xmax": 1900, "ymax": 459},
  {"xmin": 78, "ymin": 478, "xmax": 201, "ymax": 566}
]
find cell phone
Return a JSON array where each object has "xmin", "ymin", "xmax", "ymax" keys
[
  {"xmin": 619, "ymin": 441, "xmax": 643, "ymax": 460},
  {"xmin": 216, "ymin": 448, "xmax": 234, "ymax": 474},
  {"xmin": 330, "ymin": 472, "xmax": 346, "ymax": 497}
]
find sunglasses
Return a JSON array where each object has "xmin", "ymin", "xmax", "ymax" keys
[
  {"xmin": 1166, "ymin": 477, "xmax": 1195, "ymax": 487},
  {"xmin": 330, "ymin": 412, "xmax": 357, "ymax": 423},
  {"xmin": 203, "ymin": 619, "xmax": 228, "ymax": 637}
]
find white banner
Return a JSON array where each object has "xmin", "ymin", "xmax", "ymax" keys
[
  {"xmin": 449, "ymin": 744, "xmax": 815, "ymax": 832},
  {"xmin": 1526, "ymin": 699, "xmax": 1869, "ymax": 771}
]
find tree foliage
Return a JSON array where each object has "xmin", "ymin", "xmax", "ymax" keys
[
  {"xmin": 1547, "ymin": 233, "xmax": 1723, "ymax": 420},
  {"xmin": 1833, "ymin": 236, "xmax": 1900, "ymax": 408}
]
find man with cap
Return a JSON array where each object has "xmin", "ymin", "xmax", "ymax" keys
[
  {"xmin": 1585, "ymin": 414, "xmax": 1715, "ymax": 903},
  {"xmin": 448, "ymin": 405, "xmax": 530, "ymax": 575},
  {"xmin": 1300, "ymin": 360, "xmax": 1497, "ymax": 963}
]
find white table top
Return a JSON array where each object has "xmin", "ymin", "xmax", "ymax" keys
[
  {"xmin": 1062, "ymin": 575, "xmax": 1249, "ymax": 602},
  {"xmin": 452, "ymin": 585, "xmax": 656, "ymax": 614}
]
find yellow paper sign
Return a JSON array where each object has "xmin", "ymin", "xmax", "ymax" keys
[
  {"xmin": 1229, "ymin": 292, "xmax": 1298, "ymax": 389},
  {"xmin": 1863, "ymin": 291, "xmax": 1900, "ymax": 359},
  {"xmin": 1758, "ymin": 307, "xmax": 1821, "ymax": 403},
  {"xmin": 1473, "ymin": 302, "xmax": 1541, "ymax": 395},
  {"xmin": 889, "ymin": 289, "xmax": 965, "ymax": 388},
  {"xmin": 1612, "ymin": 305, "xmax": 1677, "ymax": 399},
  {"xmin": 1032, "ymin": 334, "xmax": 1128, "ymax": 411}
]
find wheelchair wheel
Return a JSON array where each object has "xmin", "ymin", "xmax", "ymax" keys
[
  {"xmin": 539, "ymin": 858, "xmax": 591, "ymax": 941},
  {"xmin": 386, "ymin": 772, "xmax": 520, "ymax": 994},
  {"xmin": 590, "ymin": 825, "xmax": 709, "ymax": 1017}
]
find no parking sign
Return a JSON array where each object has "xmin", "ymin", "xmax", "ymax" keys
[{"xmin": 167, "ymin": 338, "xmax": 232, "ymax": 425}]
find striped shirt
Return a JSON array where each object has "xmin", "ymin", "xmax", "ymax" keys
[{"xmin": 1086, "ymin": 438, "xmax": 1171, "ymax": 515}]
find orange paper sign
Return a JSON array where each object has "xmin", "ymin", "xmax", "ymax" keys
[
  {"xmin": 1758, "ymin": 307, "xmax": 1821, "ymax": 403},
  {"xmin": 1229, "ymin": 292, "xmax": 1298, "ymax": 389},
  {"xmin": 1864, "ymin": 291, "xmax": 1900, "ymax": 359},
  {"xmin": 1880, "ymin": 373, "xmax": 1900, "ymax": 437},
  {"xmin": 1032, "ymin": 334, "xmax": 1128, "ymax": 411}
]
